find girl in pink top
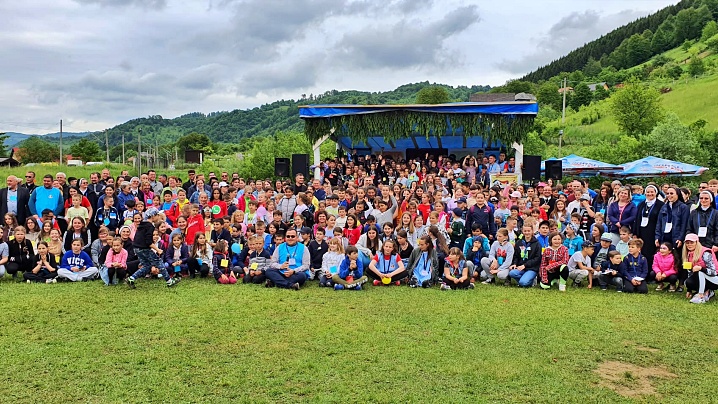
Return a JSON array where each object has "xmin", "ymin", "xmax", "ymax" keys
[
  {"xmin": 104, "ymin": 237, "xmax": 128, "ymax": 285},
  {"xmin": 653, "ymin": 242, "xmax": 678, "ymax": 292}
]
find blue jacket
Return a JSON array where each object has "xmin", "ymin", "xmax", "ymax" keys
[
  {"xmin": 465, "ymin": 203, "xmax": 496, "ymax": 238},
  {"xmin": 620, "ymin": 253, "xmax": 648, "ymax": 282},
  {"xmin": 29, "ymin": 186, "xmax": 63, "ymax": 216},
  {"xmin": 338, "ymin": 255, "xmax": 364, "ymax": 279},
  {"xmin": 164, "ymin": 244, "xmax": 189, "ymax": 268},
  {"xmin": 607, "ymin": 202, "xmax": 637, "ymax": 234},
  {"xmin": 655, "ymin": 201, "xmax": 690, "ymax": 244},
  {"xmin": 463, "ymin": 235, "xmax": 490, "ymax": 258}
]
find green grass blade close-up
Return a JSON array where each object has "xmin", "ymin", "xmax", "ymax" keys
[{"xmin": 2, "ymin": 278, "xmax": 717, "ymax": 403}]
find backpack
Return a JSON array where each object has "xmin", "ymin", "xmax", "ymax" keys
[{"xmin": 302, "ymin": 205, "xmax": 315, "ymax": 227}]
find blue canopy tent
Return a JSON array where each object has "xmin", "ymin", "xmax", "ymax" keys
[
  {"xmin": 603, "ymin": 156, "xmax": 708, "ymax": 178},
  {"xmin": 541, "ymin": 154, "xmax": 623, "ymax": 177},
  {"xmin": 299, "ymin": 101, "xmax": 538, "ymax": 180}
]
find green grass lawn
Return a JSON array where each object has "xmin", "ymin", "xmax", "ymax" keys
[{"xmin": 1, "ymin": 277, "xmax": 717, "ymax": 403}]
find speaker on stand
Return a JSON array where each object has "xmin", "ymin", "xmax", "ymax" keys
[{"xmin": 274, "ymin": 158, "xmax": 290, "ymax": 177}]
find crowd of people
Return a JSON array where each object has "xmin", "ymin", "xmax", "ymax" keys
[{"xmin": 1, "ymin": 150, "xmax": 716, "ymax": 303}]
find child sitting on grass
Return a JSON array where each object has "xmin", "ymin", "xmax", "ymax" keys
[
  {"xmin": 242, "ymin": 235, "xmax": 271, "ymax": 285},
  {"xmin": 125, "ymin": 208, "xmax": 180, "ymax": 289},
  {"xmin": 212, "ymin": 239, "xmax": 237, "ymax": 284},
  {"xmin": 620, "ymin": 238, "xmax": 648, "ymax": 294},
  {"xmin": 332, "ymin": 245, "xmax": 367, "ymax": 290},
  {"xmin": 23, "ymin": 241, "xmax": 58, "ymax": 284},
  {"xmin": 319, "ymin": 237, "xmax": 344, "ymax": 287},
  {"xmin": 597, "ymin": 251, "xmax": 624, "ymax": 292},
  {"xmin": 652, "ymin": 242, "xmax": 678, "ymax": 292},
  {"xmin": 441, "ymin": 247, "xmax": 472, "ymax": 290}
]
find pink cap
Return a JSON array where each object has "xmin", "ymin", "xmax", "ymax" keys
[{"xmin": 685, "ymin": 233, "xmax": 699, "ymax": 242}]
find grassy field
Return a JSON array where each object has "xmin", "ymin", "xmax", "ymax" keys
[{"xmin": 1, "ymin": 276, "xmax": 717, "ymax": 403}]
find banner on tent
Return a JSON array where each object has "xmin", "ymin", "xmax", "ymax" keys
[{"xmin": 492, "ymin": 173, "xmax": 519, "ymax": 187}]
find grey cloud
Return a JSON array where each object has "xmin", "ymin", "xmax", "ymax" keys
[
  {"xmin": 395, "ymin": 0, "xmax": 433, "ymax": 13},
  {"xmin": 223, "ymin": 0, "xmax": 347, "ymax": 59},
  {"xmin": 238, "ymin": 58, "xmax": 321, "ymax": 96},
  {"xmin": 34, "ymin": 67, "xmax": 227, "ymax": 115},
  {"xmin": 334, "ymin": 5, "xmax": 480, "ymax": 69},
  {"xmin": 73, "ymin": 0, "xmax": 167, "ymax": 9},
  {"xmin": 496, "ymin": 9, "xmax": 648, "ymax": 75}
]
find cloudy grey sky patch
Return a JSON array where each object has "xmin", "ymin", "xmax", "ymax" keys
[{"xmin": 0, "ymin": 0, "xmax": 678, "ymax": 133}]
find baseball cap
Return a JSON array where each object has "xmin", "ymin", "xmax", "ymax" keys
[
  {"xmin": 600, "ymin": 233, "xmax": 612, "ymax": 242},
  {"xmin": 300, "ymin": 227, "xmax": 312, "ymax": 235},
  {"xmin": 582, "ymin": 241, "xmax": 595, "ymax": 249},
  {"xmin": 580, "ymin": 193, "xmax": 591, "ymax": 201},
  {"xmin": 457, "ymin": 197, "xmax": 467, "ymax": 203},
  {"xmin": 510, "ymin": 191, "xmax": 521, "ymax": 198},
  {"xmin": 452, "ymin": 208, "xmax": 463, "ymax": 217},
  {"xmin": 685, "ymin": 233, "xmax": 699, "ymax": 242},
  {"xmin": 218, "ymin": 181, "xmax": 228, "ymax": 187}
]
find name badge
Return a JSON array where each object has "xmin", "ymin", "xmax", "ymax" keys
[
  {"xmin": 55, "ymin": 255, "xmax": 60, "ymax": 263},
  {"xmin": 288, "ymin": 258, "xmax": 296, "ymax": 266},
  {"xmin": 220, "ymin": 259, "xmax": 229, "ymax": 267},
  {"xmin": 250, "ymin": 263, "xmax": 259, "ymax": 270},
  {"xmin": 664, "ymin": 222, "xmax": 673, "ymax": 233},
  {"xmin": 698, "ymin": 227, "xmax": 708, "ymax": 238},
  {"xmin": 640, "ymin": 217, "xmax": 648, "ymax": 227}
]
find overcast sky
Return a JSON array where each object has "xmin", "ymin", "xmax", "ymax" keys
[{"xmin": 0, "ymin": 0, "xmax": 678, "ymax": 133}]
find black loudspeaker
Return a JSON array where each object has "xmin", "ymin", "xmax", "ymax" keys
[
  {"xmin": 274, "ymin": 158, "xmax": 290, "ymax": 177},
  {"xmin": 291, "ymin": 154, "xmax": 309, "ymax": 177},
  {"xmin": 545, "ymin": 160, "xmax": 563, "ymax": 180},
  {"xmin": 523, "ymin": 155, "xmax": 541, "ymax": 181}
]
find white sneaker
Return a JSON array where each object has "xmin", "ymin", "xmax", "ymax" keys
[
  {"xmin": 26, "ymin": 280, "xmax": 31, "ymax": 284},
  {"xmin": 705, "ymin": 290, "xmax": 715, "ymax": 302},
  {"xmin": 690, "ymin": 294, "xmax": 705, "ymax": 304},
  {"xmin": 558, "ymin": 283, "xmax": 566, "ymax": 292}
]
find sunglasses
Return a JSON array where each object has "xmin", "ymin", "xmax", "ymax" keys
[{"xmin": 285, "ymin": 235, "xmax": 296, "ymax": 239}]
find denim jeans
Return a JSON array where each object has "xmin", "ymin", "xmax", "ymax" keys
[
  {"xmin": 133, "ymin": 248, "xmax": 170, "ymax": 281},
  {"xmin": 508, "ymin": 269, "xmax": 537, "ymax": 287}
]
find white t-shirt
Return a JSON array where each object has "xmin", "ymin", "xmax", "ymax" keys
[{"xmin": 567, "ymin": 251, "xmax": 591, "ymax": 271}]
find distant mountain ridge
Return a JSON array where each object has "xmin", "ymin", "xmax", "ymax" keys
[{"xmin": 3, "ymin": 131, "xmax": 90, "ymax": 147}]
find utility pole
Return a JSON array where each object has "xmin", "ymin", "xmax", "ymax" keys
[
  {"xmin": 59, "ymin": 119, "xmax": 63, "ymax": 164},
  {"xmin": 155, "ymin": 136, "xmax": 159, "ymax": 168},
  {"xmin": 122, "ymin": 133, "xmax": 125, "ymax": 165},
  {"xmin": 561, "ymin": 76, "xmax": 567, "ymax": 125},
  {"xmin": 137, "ymin": 127, "xmax": 142, "ymax": 175},
  {"xmin": 105, "ymin": 130, "xmax": 110, "ymax": 162}
]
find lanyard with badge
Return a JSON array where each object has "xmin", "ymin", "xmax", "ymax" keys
[
  {"xmin": 419, "ymin": 252, "xmax": 430, "ymax": 277},
  {"xmin": 640, "ymin": 203, "xmax": 655, "ymax": 228},
  {"xmin": 285, "ymin": 245, "xmax": 298, "ymax": 266},
  {"xmin": 381, "ymin": 255, "xmax": 392, "ymax": 274},
  {"xmin": 699, "ymin": 210, "xmax": 713, "ymax": 238},
  {"xmin": 664, "ymin": 205, "xmax": 674, "ymax": 233}
]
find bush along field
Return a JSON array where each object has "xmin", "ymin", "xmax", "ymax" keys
[{"xmin": 1, "ymin": 276, "xmax": 716, "ymax": 403}]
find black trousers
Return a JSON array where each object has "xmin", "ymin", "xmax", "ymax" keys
[
  {"xmin": 623, "ymin": 279, "xmax": 648, "ymax": 294},
  {"xmin": 107, "ymin": 265, "xmax": 127, "ymax": 282},
  {"xmin": 23, "ymin": 270, "xmax": 57, "ymax": 283},
  {"xmin": 650, "ymin": 271, "xmax": 678, "ymax": 286},
  {"xmin": 187, "ymin": 258, "xmax": 210, "ymax": 278},
  {"xmin": 243, "ymin": 271, "xmax": 266, "ymax": 284}
]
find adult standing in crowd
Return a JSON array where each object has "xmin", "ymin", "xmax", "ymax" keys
[
  {"xmin": 656, "ymin": 186, "xmax": 690, "ymax": 249},
  {"xmin": 0, "ymin": 175, "xmax": 31, "ymax": 225},
  {"xmin": 634, "ymin": 184, "xmax": 664, "ymax": 271},
  {"xmin": 607, "ymin": 187, "xmax": 636, "ymax": 245},
  {"xmin": 29, "ymin": 174, "xmax": 63, "ymax": 220},
  {"xmin": 21, "ymin": 171, "xmax": 36, "ymax": 194},
  {"xmin": 291, "ymin": 173, "xmax": 307, "ymax": 195}
]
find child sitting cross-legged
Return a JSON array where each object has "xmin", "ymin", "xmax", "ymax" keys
[{"xmin": 332, "ymin": 245, "xmax": 367, "ymax": 290}]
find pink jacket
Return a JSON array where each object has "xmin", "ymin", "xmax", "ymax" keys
[
  {"xmin": 652, "ymin": 252, "xmax": 676, "ymax": 277},
  {"xmin": 105, "ymin": 248, "xmax": 128, "ymax": 269}
]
